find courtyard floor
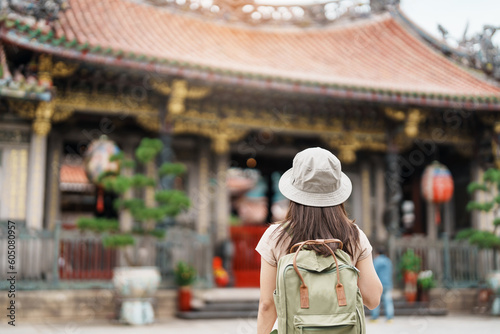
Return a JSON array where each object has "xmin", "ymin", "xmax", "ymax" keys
[{"xmin": 2, "ymin": 314, "xmax": 500, "ymax": 334}]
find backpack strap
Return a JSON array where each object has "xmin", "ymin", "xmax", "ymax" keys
[{"xmin": 291, "ymin": 239, "xmax": 347, "ymax": 309}]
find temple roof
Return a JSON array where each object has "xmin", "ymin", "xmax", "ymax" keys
[{"xmin": 1, "ymin": 0, "xmax": 500, "ymax": 109}]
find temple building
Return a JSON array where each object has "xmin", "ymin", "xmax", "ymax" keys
[{"xmin": 1, "ymin": 0, "xmax": 500, "ymax": 286}]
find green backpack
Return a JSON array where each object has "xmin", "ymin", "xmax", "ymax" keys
[{"xmin": 273, "ymin": 239, "xmax": 365, "ymax": 334}]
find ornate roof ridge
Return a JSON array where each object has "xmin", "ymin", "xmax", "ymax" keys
[
  {"xmin": 128, "ymin": 0, "xmax": 379, "ymax": 31},
  {"xmin": 392, "ymin": 6, "xmax": 500, "ymax": 84}
]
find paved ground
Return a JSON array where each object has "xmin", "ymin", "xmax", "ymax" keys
[{"xmin": 2, "ymin": 315, "xmax": 500, "ymax": 334}]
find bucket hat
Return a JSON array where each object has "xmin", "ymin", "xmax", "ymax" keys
[{"xmin": 278, "ymin": 147, "xmax": 352, "ymax": 207}]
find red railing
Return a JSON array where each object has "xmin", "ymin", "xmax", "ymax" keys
[
  {"xmin": 59, "ymin": 239, "xmax": 117, "ymax": 280},
  {"xmin": 230, "ymin": 225, "xmax": 268, "ymax": 287}
]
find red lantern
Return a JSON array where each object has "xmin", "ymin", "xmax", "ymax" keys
[{"xmin": 421, "ymin": 161, "xmax": 454, "ymax": 225}]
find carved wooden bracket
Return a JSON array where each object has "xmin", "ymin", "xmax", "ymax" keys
[
  {"xmin": 152, "ymin": 79, "xmax": 211, "ymax": 115},
  {"xmin": 322, "ymin": 131, "xmax": 387, "ymax": 164},
  {"xmin": 7, "ymin": 100, "xmax": 58, "ymax": 136},
  {"xmin": 173, "ymin": 117, "xmax": 248, "ymax": 154},
  {"xmin": 384, "ymin": 107, "xmax": 425, "ymax": 138}
]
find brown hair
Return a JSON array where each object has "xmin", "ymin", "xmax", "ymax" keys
[{"xmin": 275, "ymin": 201, "xmax": 360, "ymax": 258}]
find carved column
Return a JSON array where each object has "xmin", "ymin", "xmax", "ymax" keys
[
  {"xmin": 426, "ymin": 202, "xmax": 437, "ymax": 241},
  {"xmin": 120, "ymin": 143, "xmax": 134, "ymax": 233},
  {"xmin": 360, "ymin": 162, "xmax": 372, "ymax": 238},
  {"xmin": 215, "ymin": 150, "xmax": 230, "ymax": 243},
  {"xmin": 45, "ymin": 134, "xmax": 62, "ymax": 230},
  {"xmin": 196, "ymin": 141, "xmax": 211, "ymax": 235},
  {"xmin": 374, "ymin": 159, "xmax": 388, "ymax": 242},
  {"xmin": 473, "ymin": 165, "xmax": 492, "ymax": 231},
  {"xmin": 26, "ymin": 132, "xmax": 48, "ymax": 230},
  {"xmin": 470, "ymin": 162, "xmax": 482, "ymax": 230},
  {"xmin": 386, "ymin": 140, "xmax": 402, "ymax": 260},
  {"xmin": 443, "ymin": 200, "xmax": 455, "ymax": 237}
]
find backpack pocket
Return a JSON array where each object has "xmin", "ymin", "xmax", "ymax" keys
[{"xmin": 293, "ymin": 313, "xmax": 357, "ymax": 334}]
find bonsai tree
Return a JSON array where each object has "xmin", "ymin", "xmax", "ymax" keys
[
  {"xmin": 77, "ymin": 138, "xmax": 190, "ymax": 266},
  {"xmin": 457, "ymin": 168, "xmax": 500, "ymax": 270}
]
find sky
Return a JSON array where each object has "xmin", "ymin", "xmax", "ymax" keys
[
  {"xmin": 256, "ymin": 0, "xmax": 500, "ymax": 45},
  {"xmin": 400, "ymin": 0, "xmax": 500, "ymax": 45}
]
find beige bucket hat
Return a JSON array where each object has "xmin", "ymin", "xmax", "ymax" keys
[{"xmin": 278, "ymin": 147, "xmax": 352, "ymax": 207}]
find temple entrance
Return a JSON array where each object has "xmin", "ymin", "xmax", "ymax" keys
[{"xmin": 227, "ymin": 143, "xmax": 364, "ymax": 287}]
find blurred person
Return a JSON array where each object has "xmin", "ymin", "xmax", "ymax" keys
[
  {"xmin": 255, "ymin": 147, "xmax": 382, "ymax": 334},
  {"xmin": 371, "ymin": 246, "xmax": 394, "ymax": 323}
]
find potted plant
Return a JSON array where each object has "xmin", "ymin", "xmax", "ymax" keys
[
  {"xmin": 417, "ymin": 270, "xmax": 435, "ymax": 302},
  {"xmin": 398, "ymin": 249, "xmax": 422, "ymax": 303},
  {"xmin": 457, "ymin": 168, "xmax": 500, "ymax": 315},
  {"xmin": 174, "ymin": 261, "xmax": 197, "ymax": 312},
  {"xmin": 77, "ymin": 137, "xmax": 190, "ymax": 324}
]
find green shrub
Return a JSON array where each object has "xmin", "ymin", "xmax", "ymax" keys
[{"xmin": 174, "ymin": 261, "xmax": 197, "ymax": 287}]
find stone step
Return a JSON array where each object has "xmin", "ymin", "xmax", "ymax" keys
[
  {"xmin": 194, "ymin": 288, "xmax": 260, "ymax": 303},
  {"xmin": 180, "ymin": 296, "xmax": 447, "ymax": 319},
  {"xmin": 177, "ymin": 310, "xmax": 257, "ymax": 319},
  {"xmin": 365, "ymin": 307, "xmax": 448, "ymax": 316},
  {"xmin": 199, "ymin": 301, "xmax": 259, "ymax": 312}
]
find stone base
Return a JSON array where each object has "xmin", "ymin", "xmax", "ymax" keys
[
  {"xmin": 0, "ymin": 287, "xmax": 481, "ymax": 323},
  {"xmin": 429, "ymin": 288, "xmax": 477, "ymax": 313},
  {"xmin": 0, "ymin": 289, "xmax": 176, "ymax": 323}
]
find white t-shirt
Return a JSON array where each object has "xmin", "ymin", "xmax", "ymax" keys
[{"xmin": 255, "ymin": 223, "xmax": 372, "ymax": 267}]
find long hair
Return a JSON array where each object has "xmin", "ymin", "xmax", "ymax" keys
[{"xmin": 275, "ymin": 201, "xmax": 360, "ymax": 258}]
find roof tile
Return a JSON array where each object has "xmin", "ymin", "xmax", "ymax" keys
[{"xmin": 6, "ymin": 0, "xmax": 500, "ymax": 98}]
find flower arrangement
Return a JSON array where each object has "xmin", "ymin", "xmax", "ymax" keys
[{"xmin": 417, "ymin": 270, "xmax": 436, "ymax": 291}]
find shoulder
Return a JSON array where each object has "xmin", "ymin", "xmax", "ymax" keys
[
  {"xmin": 258, "ymin": 223, "xmax": 282, "ymax": 245},
  {"xmin": 255, "ymin": 223, "xmax": 287, "ymax": 267},
  {"xmin": 352, "ymin": 223, "xmax": 373, "ymax": 263}
]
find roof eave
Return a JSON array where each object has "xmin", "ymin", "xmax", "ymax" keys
[{"xmin": 2, "ymin": 26, "xmax": 500, "ymax": 111}]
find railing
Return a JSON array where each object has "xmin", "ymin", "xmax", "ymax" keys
[
  {"xmin": 0, "ymin": 223, "xmax": 57, "ymax": 286},
  {"xmin": 0, "ymin": 222, "xmax": 212, "ymax": 290},
  {"xmin": 392, "ymin": 234, "xmax": 500, "ymax": 288},
  {"xmin": 156, "ymin": 227, "xmax": 213, "ymax": 288},
  {"xmin": 59, "ymin": 236, "xmax": 117, "ymax": 280},
  {"xmin": 2, "ymin": 221, "xmax": 497, "ymax": 290}
]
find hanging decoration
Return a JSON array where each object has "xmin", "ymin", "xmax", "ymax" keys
[{"xmin": 421, "ymin": 161, "xmax": 454, "ymax": 225}]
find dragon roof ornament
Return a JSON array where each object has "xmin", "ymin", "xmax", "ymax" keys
[
  {"xmin": 139, "ymin": 0, "xmax": 399, "ymax": 27},
  {"xmin": 1, "ymin": 0, "xmax": 68, "ymax": 21}
]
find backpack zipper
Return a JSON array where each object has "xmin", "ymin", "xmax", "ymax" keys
[
  {"xmin": 356, "ymin": 307, "xmax": 364, "ymax": 334},
  {"xmin": 284, "ymin": 263, "xmax": 359, "ymax": 275}
]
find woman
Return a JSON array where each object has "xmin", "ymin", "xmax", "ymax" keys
[{"xmin": 255, "ymin": 147, "xmax": 383, "ymax": 334}]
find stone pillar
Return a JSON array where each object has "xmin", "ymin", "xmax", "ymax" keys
[
  {"xmin": 374, "ymin": 159, "xmax": 388, "ymax": 242},
  {"xmin": 45, "ymin": 134, "xmax": 62, "ymax": 230},
  {"xmin": 215, "ymin": 151, "xmax": 230, "ymax": 243},
  {"xmin": 471, "ymin": 164, "xmax": 491, "ymax": 231},
  {"xmin": 443, "ymin": 199, "xmax": 455, "ymax": 236},
  {"xmin": 26, "ymin": 133, "xmax": 48, "ymax": 230},
  {"xmin": 196, "ymin": 142, "xmax": 210, "ymax": 235},
  {"xmin": 119, "ymin": 143, "xmax": 134, "ymax": 233},
  {"xmin": 360, "ymin": 162, "xmax": 372, "ymax": 238},
  {"xmin": 426, "ymin": 202, "xmax": 437, "ymax": 241},
  {"xmin": 386, "ymin": 144, "xmax": 402, "ymax": 261}
]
